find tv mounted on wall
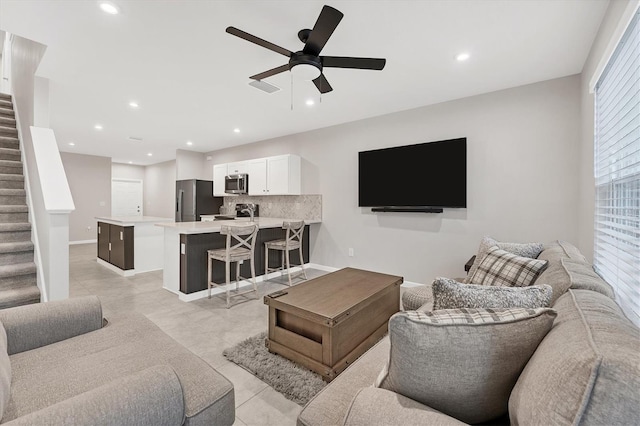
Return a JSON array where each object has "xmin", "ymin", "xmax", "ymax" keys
[{"xmin": 358, "ymin": 137, "xmax": 467, "ymax": 212}]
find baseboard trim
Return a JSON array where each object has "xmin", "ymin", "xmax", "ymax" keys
[
  {"xmin": 96, "ymin": 258, "xmax": 135, "ymax": 277},
  {"xmin": 70, "ymin": 239, "xmax": 97, "ymax": 245}
]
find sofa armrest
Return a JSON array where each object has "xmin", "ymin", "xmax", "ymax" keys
[
  {"xmin": 0, "ymin": 296, "xmax": 103, "ymax": 355},
  {"xmin": 3, "ymin": 364, "xmax": 185, "ymax": 426},
  {"xmin": 343, "ymin": 387, "xmax": 467, "ymax": 426}
]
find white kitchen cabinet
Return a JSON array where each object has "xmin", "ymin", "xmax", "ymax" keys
[
  {"xmin": 227, "ymin": 161, "xmax": 249, "ymax": 175},
  {"xmin": 248, "ymin": 155, "xmax": 301, "ymax": 195},
  {"xmin": 212, "ymin": 164, "xmax": 228, "ymax": 196},
  {"xmin": 248, "ymin": 158, "xmax": 268, "ymax": 195}
]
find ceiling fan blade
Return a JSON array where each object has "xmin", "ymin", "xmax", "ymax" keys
[
  {"xmin": 322, "ymin": 56, "xmax": 386, "ymax": 70},
  {"xmin": 249, "ymin": 64, "xmax": 289, "ymax": 80},
  {"xmin": 303, "ymin": 6, "xmax": 344, "ymax": 56},
  {"xmin": 226, "ymin": 26, "xmax": 292, "ymax": 57},
  {"xmin": 313, "ymin": 74, "xmax": 333, "ymax": 94}
]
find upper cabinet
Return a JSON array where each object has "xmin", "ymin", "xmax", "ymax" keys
[
  {"xmin": 213, "ymin": 154, "xmax": 301, "ymax": 196},
  {"xmin": 213, "ymin": 164, "xmax": 228, "ymax": 196}
]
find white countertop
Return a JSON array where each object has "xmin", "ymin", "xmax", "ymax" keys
[
  {"xmin": 156, "ymin": 217, "xmax": 321, "ymax": 234},
  {"xmin": 96, "ymin": 216, "xmax": 174, "ymax": 226}
]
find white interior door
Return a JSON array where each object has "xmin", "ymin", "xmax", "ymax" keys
[{"xmin": 112, "ymin": 179, "xmax": 143, "ymax": 217}]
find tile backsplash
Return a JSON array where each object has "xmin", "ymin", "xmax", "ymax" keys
[{"xmin": 222, "ymin": 195, "xmax": 322, "ymax": 222}]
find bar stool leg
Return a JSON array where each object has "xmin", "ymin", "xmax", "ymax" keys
[
  {"xmin": 264, "ymin": 245, "xmax": 269, "ymax": 277},
  {"xmin": 285, "ymin": 248, "xmax": 293, "ymax": 287},
  {"xmin": 207, "ymin": 254, "xmax": 213, "ymax": 299},
  {"xmin": 235, "ymin": 262, "xmax": 240, "ymax": 292},
  {"xmin": 225, "ymin": 259, "xmax": 231, "ymax": 309},
  {"xmin": 280, "ymin": 251, "xmax": 285, "ymax": 279},
  {"xmin": 299, "ymin": 244, "xmax": 308, "ymax": 279},
  {"xmin": 251, "ymin": 254, "xmax": 258, "ymax": 298}
]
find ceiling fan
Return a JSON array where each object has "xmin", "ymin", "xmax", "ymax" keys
[{"xmin": 226, "ymin": 5, "xmax": 386, "ymax": 94}]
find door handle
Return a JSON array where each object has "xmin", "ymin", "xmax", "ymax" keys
[
  {"xmin": 108, "ymin": 243, "xmax": 111, "ymax": 251},
  {"xmin": 120, "ymin": 231, "xmax": 123, "ymax": 240}
]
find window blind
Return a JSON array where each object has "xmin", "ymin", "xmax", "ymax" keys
[{"xmin": 594, "ymin": 9, "xmax": 640, "ymax": 326}]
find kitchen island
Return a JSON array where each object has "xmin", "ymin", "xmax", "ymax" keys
[
  {"xmin": 96, "ymin": 216, "xmax": 173, "ymax": 276},
  {"xmin": 157, "ymin": 218, "xmax": 320, "ymax": 301}
]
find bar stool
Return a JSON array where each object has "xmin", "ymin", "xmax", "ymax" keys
[
  {"xmin": 207, "ymin": 224, "xmax": 259, "ymax": 308},
  {"xmin": 264, "ymin": 220, "xmax": 307, "ymax": 286}
]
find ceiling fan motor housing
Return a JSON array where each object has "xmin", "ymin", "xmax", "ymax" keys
[{"xmin": 289, "ymin": 52, "xmax": 323, "ymax": 80}]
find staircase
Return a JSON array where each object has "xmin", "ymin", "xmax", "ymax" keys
[{"xmin": 0, "ymin": 93, "xmax": 41, "ymax": 309}]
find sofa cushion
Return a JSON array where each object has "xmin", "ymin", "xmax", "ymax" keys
[
  {"xmin": 401, "ymin": 284, "xmax": 433, "ymax": 311},
  {"xmin": 298, "ymin": 337, "xmax": 391, "ymax": 426},
  {"xmin": 0, "ymin": 322, "xmax": 10, "ymax": 421},
  {"xmin": 4, "ymin": 365, "xmax": 184, "ymax": 426},
  {"xmin": 509, "ymin": 289, "xmax": 640, "ymax": 425},
  {"xmin": 470, "ymin": 247, "xmax": 548, "ymax": 287},
  {"xmin": 3, "ymin": 312, "xmax": 235, "ymax": 425},
  {"xmin": 432, "ymin": 277, "xmax": 552, "ymax": 310},
  {"xmin": 562, "ymin": 258, "xmax": 615, "ymax": 299},
  {"xmin": 465, "ymin": 237, "xmax": 544, "ymax": 283},
  {"xmin": 343, "ymin": 387, "xmax": 466, "ymax": 426},
  {"xmin": 377, "ymin": 308, "xmax": 556, "ymax": 424}
]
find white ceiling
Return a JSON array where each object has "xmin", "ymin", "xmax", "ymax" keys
[{"xmin": 0, "ymin": 0, "xmax": 608, "ymax": 165}]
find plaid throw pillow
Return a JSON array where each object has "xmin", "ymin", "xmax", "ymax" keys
[{"xmin": 471, "ymin": 246, "xmax": 548, "ymax": 287}]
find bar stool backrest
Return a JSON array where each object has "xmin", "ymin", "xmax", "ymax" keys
[
  {"xmin": 282, "ymin": 221, "xmax": 305, "ymax": 249},
  {"xmin": 221, "ymin": 224, "xmax": 258, "ymax": 256}
]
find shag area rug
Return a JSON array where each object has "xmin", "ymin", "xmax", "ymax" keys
[{"xmin": 222, "ymin": 332, "xmax": 326, "ymax": 405}]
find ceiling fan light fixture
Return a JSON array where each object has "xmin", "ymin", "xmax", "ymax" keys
[{"xmin": 291, "ymin": 63, "xmax": 321, "ymax": 81}]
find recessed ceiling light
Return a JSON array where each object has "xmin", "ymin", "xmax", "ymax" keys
[
  {"xmin": 129, "ymin": 101, "xmax": 139, "ymax": 108},
  {"xmin": 456, "ymin": 52, "xmax": 470, "ymax": 62},
  {"xmin": 186, "ymin": 141, "xmax": 193, "ymax": 146},
  {"xmin": 147, "ymin": 153, "xmax": 153, "ymax": 157},
  {"xmin": 94, "ymin": 124, "xmax": 103, "ymax": 130},
  {"xmin": 128, "ymin": 161, "xmax": 133, "ymax": 164},
  {"xmin": 305, "ymin": 99, "xmax": 315, "ymax": 106},
  {"xmin": 99, "ymin": 2, "xmax": 119, "ymax": 15},
  {"xmin": 68, "ymin": 142, "xmax": 75, "ymax": 146},
  {"xmin": 233, "ymin": 128, "xmax": 240, "ymax": 133}
]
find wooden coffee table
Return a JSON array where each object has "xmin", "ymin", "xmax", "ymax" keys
[{"xmin": 264, "ymin": 267, "xmax": 402, "ymax": 381}]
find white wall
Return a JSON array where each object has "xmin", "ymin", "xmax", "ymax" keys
[
  {"xmin": 176, "ymin": 149, "xmax": 207, "ymax": 180},
  {"xmin": 144, "ymin": 160, "xmax": 176, "ymax": 218},
  {"xmin": 205, "ymin": 76, "xmax": 581, "ymax": 283},
  {"xmin": 578, "ymin": 0, "xmax": 638, "ymax": 262},
  {"xmin": 60, "ymin": 152, "xmax": 111, "ymax": 242},
  {"xmin": 112, "ymin": 162, "xmax": 145, "ymax": 181}
]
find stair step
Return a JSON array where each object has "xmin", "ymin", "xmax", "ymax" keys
[
  {"xmin": 0, "ymin": 108, "xmax": 14, "ymax": 119},
  {"xmin": 0, "ymin": 116, "xmax": 15, "ymax": 127},
  {"xmin": 0, "ymin": 93, "xmax": 10, "ymax": 101},
  {"xmin": 0, "ymin": 286, "xmax": 40, "ymax": 309},
  {"xmin": 0, "ymin": 126, "xmax": 17, "ymax": 137},
  {"xmin": 0, "ymin": 174, "xmax": 24, "ymax": 189},
  {"xmin": 0, "ymin": 222, "xmax": 31, "ymax": 242},
  {"xmin": 0, "ymin": 273, "xmax": 37, "ymax": 291},
  {"xmin": 0, "ymin": 205, "xmax": 28, "ymax": 223},
  {"xmin": 0, "ymin": 148, "xmax": 20, "ymax": 162},
  {"xmin": 0, "ymin": 189, "xmax": 25, "ymax": 205},
  {"xmin": 0, "ymin": 137, "xmax": 18, "ymax": 150},
  {"xmin": 0, "ymin": 99, "xmax": 12, "ymax": 108},
  {"xmin": 0, "ymin": 160, "xmax": 22, "ymax": 175},
  {"xmin": 0, "ymin": 262, "xmax": 36, "ymax": 278},
  {"xmin": 0, "ymin": 242, "xmax": 33, "ymax": 266}
]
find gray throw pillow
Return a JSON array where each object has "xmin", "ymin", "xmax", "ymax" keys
[
  {"xmin": 432, "ymin": 277, "xmax": 552, "ymax": 310},
  {"xmin": 376, "ymin": 308, "xmax": 557, "ymax": 424},
  {"xmin": 465, "ymin": 237, "xmax": 544, "ymax": 283},
  {"xmin": 0, "ymin": 322, "xmax": 11, "ymax": 420},
  {"xmin": 470, "ymin": 246, "xmax": 549, "ymax": 287}
]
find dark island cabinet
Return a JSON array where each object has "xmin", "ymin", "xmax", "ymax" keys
[
  {"xmin": 180, "ymin": 226, "xmax": 310, "ymax": 294},
  {"xmin": 97, "ymin": 222, "xmax": 134, "ymax": 270}
]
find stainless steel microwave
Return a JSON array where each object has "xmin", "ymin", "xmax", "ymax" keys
[{"xmin": 225, "ymin": 174, "xmax": 248, "ymax": 194}]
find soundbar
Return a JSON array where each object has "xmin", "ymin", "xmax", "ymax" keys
[{"xmin": 370, "ymin": 207, "xmax": 444, "ymax": 213}]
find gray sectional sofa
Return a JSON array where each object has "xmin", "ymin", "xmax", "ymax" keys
[
  {"xmin": 298, "ymin": 241, "xmax": 640, "ymax": 425},
  {"xmin": 0, "ymin": 296, "xmax": 235, "ymax": 425}
]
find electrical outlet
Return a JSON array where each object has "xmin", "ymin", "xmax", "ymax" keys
[
  {"xmin": 86, "ymin": 226, "xmax": 91, "ymax": 231},
  {"xmin": 348, "ymin": 248, "xmax": 354, "ymax": 257}
]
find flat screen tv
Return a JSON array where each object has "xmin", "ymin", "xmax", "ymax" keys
[{"xmin": 358, "ymin": 137, "xmax": 466, "ymax": 209}]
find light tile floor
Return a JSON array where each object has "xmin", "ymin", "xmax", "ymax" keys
[{"xmin": 69, "ymin": 243, "xmax": 328, "ymax": 426}]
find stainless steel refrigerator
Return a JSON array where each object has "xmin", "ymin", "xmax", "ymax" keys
[{"xmin": 175, "ymin": 179, "xmax": 223, "ymax": 222}]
